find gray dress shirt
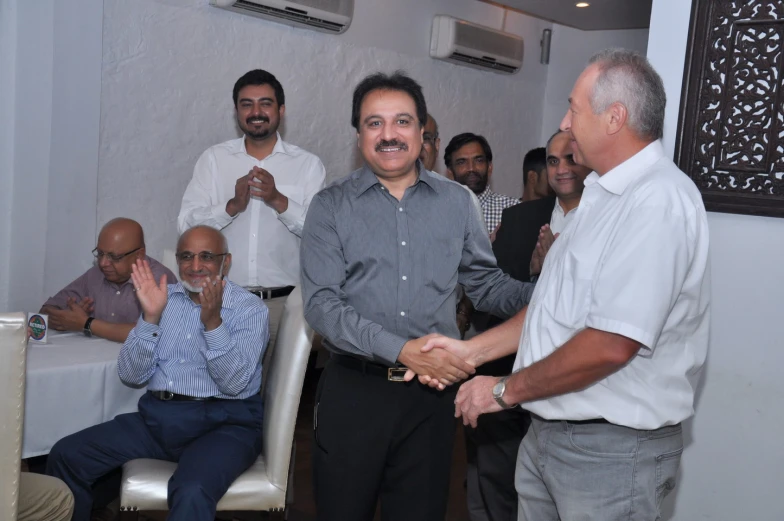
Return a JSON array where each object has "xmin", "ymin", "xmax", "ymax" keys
[{"xmin": 301, "ymin": 165, "xmax": 534, "ymax": 366}]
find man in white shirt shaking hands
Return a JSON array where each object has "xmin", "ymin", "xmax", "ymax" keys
[
  {"xmin": 413, "ymin": 49, "xmax": 711, "ymax": 521},
  {"xmin": 178, "ymin": 69, "xmax": 326, "ymax": 348}
]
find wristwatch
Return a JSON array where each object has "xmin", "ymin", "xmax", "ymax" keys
[
  {"xmin": 83, "ymin": 317, "xmax": 95, "ymax": 338},
  {"xmin": 492, "ymin": 375, "xmax": 514, "ymax": 409}
]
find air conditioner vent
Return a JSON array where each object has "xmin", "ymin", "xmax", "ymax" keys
[{"xmin": 211, "ymin": 0, "xmax": 353, "ymax": 34}]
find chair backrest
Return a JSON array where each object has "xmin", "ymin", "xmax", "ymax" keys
[
  {"xmin": 261, "ymin": 287, "xmax": 313, "ymax": 490},
  {"xmin": 0, "ymin": 313, "xmax": 28, "ymax": 521}
]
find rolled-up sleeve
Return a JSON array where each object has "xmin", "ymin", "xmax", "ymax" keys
[{"xmin": 300, "ymin": 193, "xmax": 407, "ymax": 365}]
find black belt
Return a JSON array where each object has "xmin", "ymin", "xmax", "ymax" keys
[
  {"xmin": 149, "ymin": 390, "xmax": 217, "ymax": 402},
  {"xmin": 247, "ymin": 286, "xmax": 295, "ymax": 300},
  {"xmin": 330, "ymin": 353, "xmax": 408, "ymax": 382},
  {"xmin": 565, "ymin": 418, "xmax": 610, "ymax": 425}
]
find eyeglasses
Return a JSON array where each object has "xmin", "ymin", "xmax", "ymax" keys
[
  {"xmin": 92, "ymin": 247, "xmax": 142, "ymax": 263},
  {"xmin": 175, "ymin": 251, "xmax": 228, "ymax": 265}
]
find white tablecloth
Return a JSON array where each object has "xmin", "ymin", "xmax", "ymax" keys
[{"xmin": 22, "ymin": 332, "xmax": 147, "ymax": 458}]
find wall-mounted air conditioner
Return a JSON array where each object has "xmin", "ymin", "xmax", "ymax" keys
[
  {"xmin": 430, "ymin": 15, "xmax": 524, "ymax": 74},
  {"xmin": 210, "ymin": 0, "xmax": 353, "ymax": 34}
]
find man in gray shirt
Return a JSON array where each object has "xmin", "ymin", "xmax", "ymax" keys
[{"xmin": 300, "ymin": 71, "xmax": 532, "ymax": 521}]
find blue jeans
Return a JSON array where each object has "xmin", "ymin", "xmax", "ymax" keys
[
  {"xmin": 515, "ymin": 416, "xmax": 682, "ymax": 521},
  {"xmin": 46, "ymin": 392, "xmax": 263, "ymax": 521}
]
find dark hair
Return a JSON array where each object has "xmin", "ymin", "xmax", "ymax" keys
[
  {"xmin": 351, "ymin": 71, "xmax": 427, "ymax": 130},
  {"xmin": 443, "ymin": 133, "xmax": 493, "ymax": 170},
  {"xmin": 233, "ymin": 70, "xmax": 285, "ymax": 107},
  {"xmin": 522, "ymin": 147, "xmax": 547, "ymax": 187}
]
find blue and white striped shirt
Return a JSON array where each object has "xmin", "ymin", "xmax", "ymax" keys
[{"xmin": 118, "ymin": 281, "xmax": 269, "ymax": 399}]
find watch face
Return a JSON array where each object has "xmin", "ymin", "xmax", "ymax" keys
[{"xmin": 493, "ymin": 381, "xmax": 504, "ymax": 398}]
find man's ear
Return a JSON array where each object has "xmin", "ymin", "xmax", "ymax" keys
[
  {"xmin": 487, "ymin": 162, "xmax": 494, "ymax": 179},
  {"xmin": 278, "ymin": 104, "xmax": 286, "ymax": 119},
  {"xmin": 606, "ymin": 102, "xmax": 627, "ymax": 135},
  {"xmin": 221, "ymin": 254, "xmax": 232, "ymax": 278}
]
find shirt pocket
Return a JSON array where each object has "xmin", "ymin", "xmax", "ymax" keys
[
  {"xmin": 427, "ymin": 238, "xmax": 463, "ymax": 292},
  {"xmin": 549, "ymin": 248, "xmax": 594, "ymax": 329}
]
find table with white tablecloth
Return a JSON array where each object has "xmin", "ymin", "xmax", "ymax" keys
[{"xmin": 22, "ymin": 331, "xmax": 147, "ymax": 459}]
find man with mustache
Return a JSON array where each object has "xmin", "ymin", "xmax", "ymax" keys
[
  {"xmin": 47, "ymin": 225, "xmax": 269, "ymax": 521},
  {"xmin": 300, "ymin": 72, "xmax": 533, "ymax": 521},
  {"xmin": 179, "ymin": 69, "xmax": 325, "ymax": 349},
  {"xmin": 444, "ymin": 133, "xmax": 519, "ymax": 234},
  {"xmin": 40, "ymin": 217, "xmax": 175, "ymax": 342}
]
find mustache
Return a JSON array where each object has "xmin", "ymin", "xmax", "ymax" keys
[
  {"xmin": 246, "ymin": 116, "xmax": 269, "ymax": 124},
  {"xmin": 375, "ymin": 139, "xmax": 408, "ymax": 152}
]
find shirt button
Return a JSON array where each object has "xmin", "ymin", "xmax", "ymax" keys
[
  {"xmin": 169, "ymin": 381, "xmax": 173, "ymax": 386},
  {"xmin": 111, "ymin": 313, "xmax": 115, "ymax": 317},
  {"xmin": 180, "ymin": 359, "xmax": 184, "ymax": 364},
  {"xmin": 402, "ymin": 276, "xmax": 407, "ymax": 281},
  {"xmin": 186, "ymin": 334, "xmax": 191, "ymax": 339},
  {"xmin": 401, "ymin": 241, "xmax": 406, "ymax": 246},
  {"xmin": 116, "ymin": 290, "xmax": 121, "ymax": 295},
  {"xmin": 400, "ymin": 311, "xmax": 406, "ymax": 316},
  {"xmin": 152, "ymin": 333, "xmax": 158, "ymax": 337},
  {"xmin": 399, "ymin": 207, "xmax": 403, "ymax": 212}
]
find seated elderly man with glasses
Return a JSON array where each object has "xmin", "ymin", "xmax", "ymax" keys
[
  {"xmin": 40, "ymin": 217, "xmax": 176, "ymax": 342},
  {"xmin": 47, "ymin": 224, "xmax": 270, "ymax": 521}
]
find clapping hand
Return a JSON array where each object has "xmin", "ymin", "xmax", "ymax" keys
[
  {"xmin": 198, "ymin": 276, "xmax": 225, "ymax": 331},
  {"xmin": 529, "ymin": 224, "xmax": 558, "ymax": 277},
  {"xmin": 130, "ymin": 258, "xmax": 168, "ymax": 325}
]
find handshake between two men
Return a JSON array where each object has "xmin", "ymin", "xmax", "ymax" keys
[{"xmin": 398, "ymin": 332, "xmax": 506, "ymax": 428}]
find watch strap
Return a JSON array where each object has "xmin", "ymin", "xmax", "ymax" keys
[
  {"xmin": 493, "ymin": 375, "xmax": 513, "ymax": 409},
  {"xmin": 83, "ymin": 317, "xmax": 95, "ymax": 337}
]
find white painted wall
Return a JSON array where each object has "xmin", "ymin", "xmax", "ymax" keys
[
  {"xmin": 648, "ymin": 1, "xmax": 784, "ymax": 520},
  {"xmin": 95, "ymin": 0, "xmax": 553, "ymax": 262},
  {"xmin": 0, "ymin": 0, "xmax": 18, "ymax": 313},
  {"xmin": 2, "ymin": 0, "xmax": 103, "ymax": 315},
  {"xmin": 540, "ymin": 24, "xmax": 649, "ymax": 143}
]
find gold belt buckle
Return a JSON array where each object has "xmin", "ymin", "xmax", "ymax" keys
[{"xmin": 387, "ymin": 367, "xmax": 407, "ymax": 382}]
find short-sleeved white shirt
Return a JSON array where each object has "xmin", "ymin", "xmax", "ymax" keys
[{"xmin": 513, "ymin": 140, "xmax": 711, "ymax": 429}]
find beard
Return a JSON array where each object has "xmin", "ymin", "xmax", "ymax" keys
[
  {"xmin": 456, "ymin": 170, "xmax": 488, "ymax": 194},
  {"xmin": 240, "ymin": 115, "xmax": 276, "ymax": 141},
  {"xmin": 181, "ymin": 280, "xmax": 204, "ymax": 293}
]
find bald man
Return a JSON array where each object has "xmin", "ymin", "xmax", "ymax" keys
[
  {"xmin": 47, "ymin": 225, "xmax": 269, "ymax": 521},
  {"xmin": 41, "ymin": 218, "xmax": 176, "ymax": 343}
]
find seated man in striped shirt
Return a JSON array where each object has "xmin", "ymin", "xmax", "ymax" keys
[{"xmin": 46, "ymin": 225, "xmax": 269, "ymax": 521}]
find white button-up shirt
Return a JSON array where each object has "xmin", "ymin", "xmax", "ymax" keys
[
  {"xmin": 178, "ymin": 134, "xmax": 326, "ymax": 287},
  {"xmin": 513, "ymin": 140, "xmax": 711, "ymax": 429},
  {"xmin": 548, "ymin": 200, "xmax": 577, "ymax": 235}
]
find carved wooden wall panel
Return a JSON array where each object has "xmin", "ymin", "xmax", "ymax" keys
[{"xmin": 675, "ymin": 0, "xmax": 784, "ymax": 217}]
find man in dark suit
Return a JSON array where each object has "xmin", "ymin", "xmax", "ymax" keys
[{"xmin": 467, "ymin": 130, "xmax": 590, "ymax": 521}]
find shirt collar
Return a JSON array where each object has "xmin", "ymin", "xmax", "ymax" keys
[
  {"xmin": 170, "ymin": 280, "xmax": 236, "ymax": 309},
  {"xmin": 354, "ymin": 161, "xmax": 440, "ymax": 198},
  {"xmin": 231, "ymin": 132, "xmax": 292, "ymax": 158},
  {"xmin": 590, "ymin": 140, "xmax": 665, "ymax": 195}
]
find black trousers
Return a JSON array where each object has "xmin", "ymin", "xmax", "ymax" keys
[
  {"xmin": 465, "ymin": 354, "xmax": 531, "ymax": 521},
  {"xmin": 313, "ymin": 359, "xmax": 457, "ymax": 521}
]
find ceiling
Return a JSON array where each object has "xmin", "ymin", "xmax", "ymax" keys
[{"xmin": 481, "ymin": 0, "xmax": 654, "ymax": 31}]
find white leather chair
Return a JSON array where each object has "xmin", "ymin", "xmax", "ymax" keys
[
  {"xmin": 119, "ymin": 287, "xmax": 313, "ymax": 518},
  {"xmin": 0, "ymin": 313, "xmax": 28, "ymax": 521}
]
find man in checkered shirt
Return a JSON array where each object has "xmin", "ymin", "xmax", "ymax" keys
[{"xmin": 444, "ymin": 133, "xmax": 519, "ymax": 233}]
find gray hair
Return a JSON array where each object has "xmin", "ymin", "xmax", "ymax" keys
[{"xmin": 588, "ymin": 48, "xmax": 666, "ymax": 141}]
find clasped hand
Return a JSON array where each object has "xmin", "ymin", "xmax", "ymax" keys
[{"xmin": 399, "ymin": 334, "xmax": 476, "ymax": 390}]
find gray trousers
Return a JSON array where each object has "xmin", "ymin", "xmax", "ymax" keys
[{"xmin": 516, "ymin": 416, "xmax": 683, "ymax": 521}]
